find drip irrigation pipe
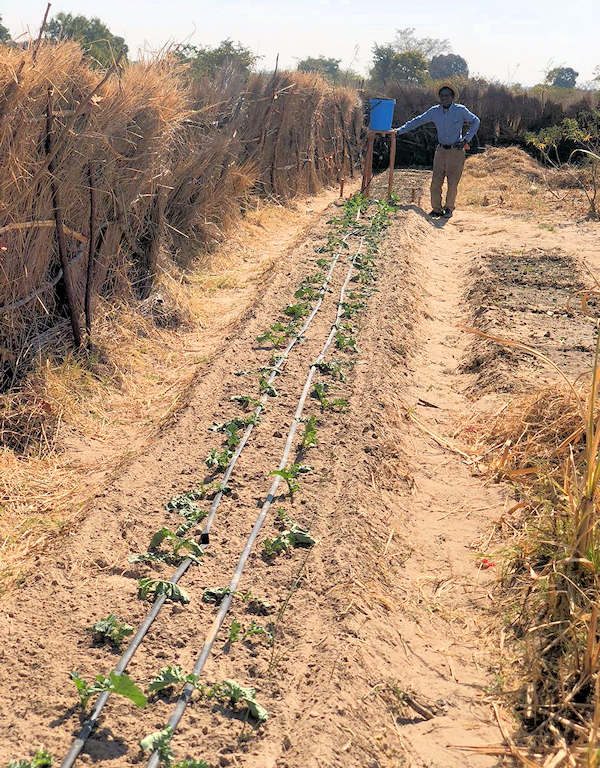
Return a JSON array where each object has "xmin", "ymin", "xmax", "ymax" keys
[
  {"xmin": 147, "ymin": 240, "xmax": 363, "ymax": 768},
  {"xmin": 60, "ymin": 233, "xmax": 355, "ymax": 768}
]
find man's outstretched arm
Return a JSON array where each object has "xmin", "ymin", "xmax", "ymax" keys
[
  {"xmin": 462, "ymin": 106, "xmax": 481, "ymax": 143},
  {"xmin": 395, "ymin": 106, "xmax": 436, "ymax": 136}
]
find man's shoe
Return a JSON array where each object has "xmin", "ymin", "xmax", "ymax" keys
[
  {"xmin": 442, "ymin": 207, "xmax": 453, "ymax": 218},
  {"xmin": 429, "ymin": 209, "xmax": 443, "ymax": 217}
]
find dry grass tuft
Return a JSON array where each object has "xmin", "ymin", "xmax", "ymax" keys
[
  {"xmin": 462, "ymin": 146, "xmax": 590, "ymax": 216},
  {"xmin": 474, "ymin": 378, "xmax": 600, "ymax": 766}
]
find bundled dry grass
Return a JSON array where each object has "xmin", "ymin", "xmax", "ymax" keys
[
  {"xmin": 462, "ymin": 146, "xmax": 591, "ymax": 215},
  {"xmin": 0, "ymin": 40, "xmax": 362, "ymax": 404},
  {"xmin": 474, "ymin": 369, "xmax": 600, "ymax": 764},
  {"xmin": 0, "ymin": 40, "xmax": 362, "ymax": 589}
]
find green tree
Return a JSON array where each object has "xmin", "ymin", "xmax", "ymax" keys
[
  {"xmin": 545, "ymin": 66, "xmax": 579, "ymax": 88},
  {"xmin": 45, "ymin": 13, "xmax": 127, "ymax": 68},
  {"xmin": 429, "ymin": 53, "xmax": 469, "ymax": 80},
  {"xmin": 0, "ymin": 15, "xmax": 10, "ymax": 43},
  {"xmin": 393, "ymin": 27, "xmax": 450, "ymax": 58},
  {"xmin": 298, "ymin": 56, "xmax": 341, "ymax": 81},
  {"xmin": 370, "ymin": 45, "xmax": 428, "ymax": 87},
  {"xmin": 178, "ymin": 39, "xmax": 259, "ymax": 78}
]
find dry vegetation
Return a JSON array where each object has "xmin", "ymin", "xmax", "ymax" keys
[
  {"xmin": 0, "ymin": 40, "xmax": 362, "ymax": 590},
  {"xmin": 467, "ymin": 340, "xmax": 600, "ymax": 763},
  {"xmin": 462, "ymin": 146, "xmax": 591, "ymax": 217}
]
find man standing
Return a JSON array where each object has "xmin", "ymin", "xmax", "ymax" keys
[{"xmin": 395, "ymin": 85, "xmax": 480, "ymax": 218}]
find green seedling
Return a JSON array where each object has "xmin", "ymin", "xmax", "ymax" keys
[
  {"xmin": 259, "ymin": 377, "xmax": 277, "ymax": 397},
  {"xmin": 231, "ymin": 394, "xmax": 261, "ymax": 410},
  {"xmin": 270, "ymin": 463, "xmax": 312, "ymax": 498},
  {"xmin": 228, "ymin": 618, "xmax": 243, "ymax": 643},
  {"xmin": 256, "ymin": 321, "xmax": 294, "ymax": 347},
  {"xmin": 226, "ymin": 618, "xmax": 273, "ymax": 646},
  {"xmin": 131, "ymin": 527, "xmax": 204, "ymax": 567},
  {"xmin": 246, "ymin": 596, "xmax": 274, "ymax": 615},
  {"xmin": 202, "ymin": 586, "xmax": 232, "ymax": 605},
  {"xmin": 137, "ymin": 578, "xmax": 190, "ymax": 605},
  {"xmin": 311, "ymin": 382, "xmax": 349, "ymax": 412},
  {"xmin": 140, "ymin": 726, "xmax": 174, "ymax": 765},
  {"xmin": 315, "ymin": 359, "xmax": 346, "ymax": 381},
  {"xmin": 140, "ymin": 727, "xmax": 209, "ymax": 768},
  {"xmin": 284, "ymin": 302, "xmax": 310, "ymax": 321},
  {"xmin": 8, "ymin": 750, "xmax": 53, "ymax": 768},
  {"xmin": 165, "ymin": 488, "xmax": 204, "ymax": 513},
  {"xmin": 294, "ymin": 284, "xmax": 320, "ymax": 301},
  {"xmin": 205, "ymin": 447, "xmax": 233, "ymax": 471},
  {"xmin": 70, "ymin": 671, "xmax": 147, "ymax": 712},
  {"xmin": 89, "ymin": 614, "xmax": 134, "ymax": 650},
  {"xmin": 269, "ymin": 352, "xmax": 285, "ymax": 369},
  {"xmin": 263, "ymin": 523, "xmax": 316, "ymax": 558},
  {"xmin": 342, "ymin": 299, "xmax": 366, "ymax": 318},
  {"xmin": 208, "ymin": 679, "xmax": 268, "ymax": 723},
  {"xmin": 315, "ymin": 257, "xmax": 329, "ymax": 268},
  {"xmin": 303, "ymin": 271, "xmax": 325, "ymax": 286},
  {"xmin": 335, "ymin": 329, "xmax": 357, "ymax": 352},
  {"xmin": 147, "ymin": 665, "xmax": 200, "ymax": 696},
  {"xmin": 243, "ymin": 621, "xmax": 274, "ymax": 644},
  {"xmin": 301, "ymin": 415, "xmax": 318, "ymax": 449}
]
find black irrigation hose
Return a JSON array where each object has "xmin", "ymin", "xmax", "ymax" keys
[
  {"xmin": 146, "ymin": 241, "xmax": 363, "ymax": 768},
  {"xmin": 60, "ymin": 234, "xmax": 353, "ymax": 768}
]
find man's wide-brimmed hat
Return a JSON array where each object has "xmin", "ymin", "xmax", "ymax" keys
[{"xmin": 438, "ymin": 84, "xmax": 457, "ymax": 98}]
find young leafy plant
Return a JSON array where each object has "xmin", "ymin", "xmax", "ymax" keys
[
  {"xmin": 335, "ymin": 329, "xmax": 358, "ymax": 352},
  {"xmin": 263, "ymin": 518, "xmax": 316, "ymax": 558},
  {"xmin": 283, "ymin": 302, "xmax": 310, "ymax": 321},
  {"xmin": 148, "ymin": 665, "xmax": 200, "ymax": 696},
  {"xmin": 205, "ymin": 447, "xmax": 233, "ymax": 471},
  {"xmin": 294, "ymin": 284, "xmax": 320, "ymax": 301},
  {"xmin": 256, "ymin": 321, "xmax": 296, "ymax": 347},
  {"xmin": 228, "ymin": 618, "xmax": 243, "ymax": 644},
  {"xmin": 140, "ymin": 726, "xmax": 174, "ymax": 765},
  {"xmin": 315, "ymin": 359, "xmax": 346, "ymax": 381},
  {"xmin": 8, "ymin": 750, "xmax": 53, "ymax": 768},
  {"xmin": 202, "ymin": 586, "xmax": 232, "ymax": 605},
  {"xmin": 70, "ymin": 671, "xmax": 147, "ymax": 712},
  {"xmin": 208, "ymin": 679, "xmax": 269, "ymax": 723},
  {"xmin": 311, "ymin": 382, "xmax": 349, "ymax": 412},
  {"xmin": 89, "ymin": 614, "xmax": 134, "ymax": 650},
  {"xmin": 131, "ymin": 527, "xmax": 204, "ymax": 567},
  {"xmin": 259, "ymin": 377, "xmax": 278, "ymax": 397},
  {"xmin": 230, "ymin": 394, "xmax": 261, "ymax": 410},
  {"xmin": 270, "ymin": 463, "xmax": 312, "ymax": 498},
  {"xmin": 301, "ymin": 415, "xmax": 318, "ymax": 449},
  {"xmin": 137, "ymin": 578, "xmax": 190, "ymax": 605}
]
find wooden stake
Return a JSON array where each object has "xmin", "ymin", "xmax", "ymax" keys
[
  {"xmin": 361, "ymin": 130, "xmax": 397, "ymax": 199},
  {"xmin": 46, "ymin": 86, "xmax": 82, "ymax": 348},
  {"xmin": 85, "ymin": 163, "xmax": 97, "ymax": 343},
  {"xmin": 387, "ymin": 130, "xmax": 396, "ymax": 198}
]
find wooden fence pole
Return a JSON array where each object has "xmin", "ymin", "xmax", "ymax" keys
[
  {"xmin": 85, "ymin": 163, "xmax": 97, "ymax": 343},
  {"xmin": 46, "ymin": 86, "xmax": 83, "ymax": 348}
]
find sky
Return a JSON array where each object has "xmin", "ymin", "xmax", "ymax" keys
[{"xmin": 3, "ymin": 0, "xmax": 599, "ymax": 87}]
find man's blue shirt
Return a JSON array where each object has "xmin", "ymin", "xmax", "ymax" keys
[{"xmin": 396, "ymin": 103, "xmax": 480, "ymax": 144}]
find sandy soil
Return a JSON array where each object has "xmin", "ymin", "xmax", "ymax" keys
[{"xmin": 1, "ymin": 151, "xmax": 599, "ymax": 768}]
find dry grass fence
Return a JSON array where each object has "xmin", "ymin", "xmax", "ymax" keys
[
  {"xmin": 381, "ymin": 79, "xmax": 600, "ymax": 166},
  {"xmin": 0, "ymin": 41, "xmax": 362, "ymax": 403}
]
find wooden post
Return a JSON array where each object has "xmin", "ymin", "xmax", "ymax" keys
[
  {"xmin": 46, "ymin": 86, "xmax": 83, "ymax": 348},
  {"xmin": 85, "ymin": 163, "xmax": 97, "ymax": 344},
  {"xmin": 361, "ymin": 132, "xmax": 375, "ymax": 194},
  {"xmin": 387, "ymin": 130, "xmax": 396, "ymax": 198},
  {"xmin": 361, "ymin": 129, "xmax": 397, "ymax": 198}
]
